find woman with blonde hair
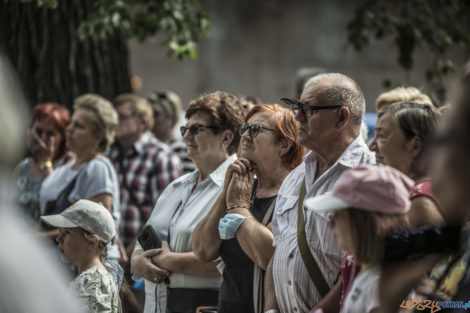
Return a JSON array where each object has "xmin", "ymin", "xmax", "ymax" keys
[{"xmin": 39, "ymin": 94, "xmax": 121, "ymax": 262}]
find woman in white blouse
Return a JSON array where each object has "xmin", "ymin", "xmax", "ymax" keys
[{"xmin": 131, "ymin": 91, "xmax": 245, "ymax": 313}]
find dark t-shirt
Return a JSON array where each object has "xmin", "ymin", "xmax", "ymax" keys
[{"xmin": 218, "ymin": 195, "xmax": 276, "ymax": 313}]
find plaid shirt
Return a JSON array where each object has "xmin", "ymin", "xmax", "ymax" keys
[{"xmin": 107, "ymin": 132, "xmax": 181, "ymax": 248}]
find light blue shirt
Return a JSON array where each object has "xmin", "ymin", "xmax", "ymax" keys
[{"xmin": 40, "ymin": 156, "xmax": 121, "ymax": 259}]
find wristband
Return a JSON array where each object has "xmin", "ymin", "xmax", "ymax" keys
[
  {"xmin": 40, "ymin": 160, "xmax": 53, "ymax": 171},
  {"xmin": 218, "ymin": 213, "xmax": 254, "ymax": 240},
  {"xmin": 226, "ymin": 203, "xmax": 250, "ymax": 213},
  {"xmin": 264, "ymin": 310, "xmax": 280, "ymax": 313}
]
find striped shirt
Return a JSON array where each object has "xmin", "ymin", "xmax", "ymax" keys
[
  {"xmin": 271, "ymin": 136, "xmax": 375, "ymax": 313},
  {"xmin": 107, "ymin": 131, "xmax": 182, "ymax": 247}
]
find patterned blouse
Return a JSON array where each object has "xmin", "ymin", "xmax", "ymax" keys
[{"xmin": 71, "ymin": 267, "xmax": 122, "ymax": 313}]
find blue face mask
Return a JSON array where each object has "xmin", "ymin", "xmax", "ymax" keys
[{"xmin": 218, "ymin": 213, "xmax": 254, "ymax": 240}]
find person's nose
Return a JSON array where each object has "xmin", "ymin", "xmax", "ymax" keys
[
  {"xmin": 56, "ymin": 230, "xmax": 63, "ymax": 244},
  {"xmin": 182, "ymin": 129, "xmax": 193, "ymax": 142},
  {"xmin": 329, "ymin": 216, "xmax": 336, "ymax": 228},
  {"xmin": 369, "ymin": 134, "xmax": 378, "ymax": 152},
  {"xmin": 294, "ymin": 110, "xmax": 305, "ymax": 122}
]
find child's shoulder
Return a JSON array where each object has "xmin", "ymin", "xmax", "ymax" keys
[{"xmin": 73, "ymin": 267, "xmax": 114, "ymax": 290}]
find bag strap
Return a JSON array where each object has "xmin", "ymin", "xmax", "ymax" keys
[
  {"xmin": 297, "ymin": 178, "xmax": 330, "ymax": 297},
  {"xmin": 253, "ymin": 197, "xmax": 277, "ymax": 313}
]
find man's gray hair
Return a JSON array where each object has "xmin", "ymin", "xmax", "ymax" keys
[{"xmin": 306, "ymin": 73, "xmax": 365, "ymax": 126}]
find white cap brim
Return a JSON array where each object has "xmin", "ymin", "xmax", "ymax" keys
[
  {"xmin": 304, "ymin": 194, "xmax": 350, "ymax": 213},
  {"xmin": 40, "ymin": 215, "xmax": 77, "ymax": 229}
]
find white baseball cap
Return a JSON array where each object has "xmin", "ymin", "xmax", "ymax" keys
[{"xmin": 40, "ymin": 199, "xmax": 116, "ymax": 244}]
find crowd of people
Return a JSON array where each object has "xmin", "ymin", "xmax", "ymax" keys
[{"xmin": 7, "ymin": 60, "xmax": 470, "ymax": 313}]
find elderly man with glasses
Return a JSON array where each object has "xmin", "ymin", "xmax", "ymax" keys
[{"xmin": 264, "ymin": 73, "xmax": 375, "ymax": 313}]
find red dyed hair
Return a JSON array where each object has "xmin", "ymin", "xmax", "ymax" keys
[
  {"xmin": 245, "ymin": 104, "xmax": 305, "ymax": 170},
  {"xmin": 31, "ymin": 102, "xmax": 70, "ymax": 161}
]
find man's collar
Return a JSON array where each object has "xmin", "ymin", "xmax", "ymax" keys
[
  {"xmin": 208, "ymin": 154, "xmax": 237, "ymax": 187},
  {"xmin": 304, "ymin": 135, "xmax": 372, "ymax": 169},
  {"xmin": 131, "ymin": 131, "xmax": 155, "ymax": 155},
  {"xmin": 178, "ymin": 154, "xmax": 237, "ymax": 188}
]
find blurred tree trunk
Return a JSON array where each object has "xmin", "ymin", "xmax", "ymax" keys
[{"xmin": 0, "ymin": 0, "xmax": 131, "ymax": 109}]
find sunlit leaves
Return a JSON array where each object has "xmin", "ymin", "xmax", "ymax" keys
[{"xmin": 347, "ymin": 0, "xmax": 470, "ymax": 105}]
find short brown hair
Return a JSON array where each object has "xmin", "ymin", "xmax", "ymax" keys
[
  {"xmin": 113, "ymin": 93, "xmax": 154, "ymax": 131},
  {"xmin": 186, "ymin": 91, "xmax": 245, "ymax": 155},
  {"xmin": 245, "ymin": 104, "xmax": 305, "ymax": 169}
]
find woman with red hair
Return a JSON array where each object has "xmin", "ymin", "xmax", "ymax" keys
[
  {"xmin": 193, "ymin": 103, "xmax": 305, "ymax": 313},
  {"xmin": 14, "ymin": 102, "xmax": 71, "ymax": 222}
]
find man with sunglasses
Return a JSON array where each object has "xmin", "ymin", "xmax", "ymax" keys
[{"xmin": 264, "ymin": 73, "xmax": 375, "ymax": 313}]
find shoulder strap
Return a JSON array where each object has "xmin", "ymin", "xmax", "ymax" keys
[
  {"xmin": 297, "ymin": 179, "xmax": 330, "ymax": 297},
  {"xmin": 253, "ymin": 196, "xmax": 277, "ymax": 313}
]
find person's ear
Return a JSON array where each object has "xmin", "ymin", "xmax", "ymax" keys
[
  {"xmin": 336, "ymin": 107, "xmax": 350, "ymax": 129},
  {"xmin": 407, "ymin": 136, "xmax": 422, "ymax": 158},
  {"xmin": 221, "ymin": 130, "xmax": 234, "ymax": 150},
  {"xmin": 278, "ymin": 138, "xmax": 292, "ymax": 158},
  {"xmin": 87, "ymin": 235, "xmax": 100, "ymax": 250}
]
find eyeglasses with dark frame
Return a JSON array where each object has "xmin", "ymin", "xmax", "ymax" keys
[
  {"xmin": 239, "ymin": 123, "xmax": 275, "ymax": 139},
  {"xmin": 280, "ymin": 97, "xmax": 344, "ymax": 117},
  {"xmin": 180, "ymin": 124, "xmax": 216, "ymax": 137}
]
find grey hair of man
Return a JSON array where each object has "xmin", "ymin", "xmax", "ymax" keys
[{"xmin": 303, "ymin": 73, "xmax": 366, "ymax": 127}]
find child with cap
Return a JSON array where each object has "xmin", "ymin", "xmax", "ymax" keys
[
  {"xmin": 41, "ymin": 199, "xmax": 122, "ymax": 313},
  {"xmin": 305, "ymin": 164, "xmax": 414, "ymax": 313}
]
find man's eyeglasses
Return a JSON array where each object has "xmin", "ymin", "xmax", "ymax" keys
[
  {"xmin": 280, "ymin": 97, "xmax": 344, "ymax": 117},
  {"xmin": 180, "ymin": 124, "xmax": 216, "ymax": 137},
  {"xmin": 239, "ymin": 123, "xmax": 275, "ymax": 139}
]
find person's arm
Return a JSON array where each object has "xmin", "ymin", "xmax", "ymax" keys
[
  {"xmin": 152, "ymin": 241, "xmax": 220, "ymax": 277},
  {"xmin": 407, "ymin": 197, "xmax": 445, "ymax": 228},
  {"xmin": 192, "ymin": 192, "xmax": 226, "ymax": 262},
  {"xmin": 264, "ymin": 254, "xmax": 279, "ymax": 312},
  {"xmin": 309, "ymin": 278, "xmax": 342, "ymax": 313},
  {"xmin": 131, "ymin": 249, "xmax": 171, "ymax": 283},
  {"xmin": 229, "ymin": 210, "xmax": 274, "ymax": 270},
  {"xmin": 224, "ymin": 159, "xmax": 275, "ymax": 269},
  {"xmin": 379, "ymin": 254, "xmax": 442, "ymax": 313},
  {"xmin": 193, "ymin": 158, "xmax": 250, "ymax": 262},
  {"xmin": 89, "ymin": 193, "xmax": 112, "ymax": 213}
]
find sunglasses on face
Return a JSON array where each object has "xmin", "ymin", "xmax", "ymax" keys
[
  {"xmin": 280, "ymin": 97, "xmax": 344, "ymax": 117},
  {"xmin": 239, "ymin": 123, "xmax": 275, "ymax": 139},
  {"xmin": 180, "ymin": 124, "xmax": 216, "ymax": 137}
]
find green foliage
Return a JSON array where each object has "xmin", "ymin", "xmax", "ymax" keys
[
  {"xmin": 347, "ymin": 0, "xmax": 470, "ymax": 105},
  {"xmin": 24, "ymin": 0, "xmax": 211, "ymax": 60},
  {"xmin": 20, "ymin": 0, "xmax": 58, "ymax": 9}
]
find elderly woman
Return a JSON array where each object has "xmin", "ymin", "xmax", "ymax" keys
[
  {"xmin": 193, "ymin": 104, "xmax": 304, "ymax": 313},
  {"xmin": 14, "ymin": 102, "xmax": 71, "ymax": 222},
  {"xmin": 378, "ymin": 62, "xmax": 470, "ymax": 313},
  {"xmin": 39, "ymin": 94, "xmax": 121, "ymax": 261},
  {"xmin": 131, "ymin": 91, "xmax": 245, "ymax": 313},
  {"xmin": 369, "ymin": 102, "xmax": 444, "ymax": 228}
]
